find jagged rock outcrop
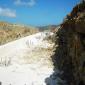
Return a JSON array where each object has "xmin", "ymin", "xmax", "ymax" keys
[{"xmin": 52, "ymin": 1, "xmax": 85, "ymax": 85}]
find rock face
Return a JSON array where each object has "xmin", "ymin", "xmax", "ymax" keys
[{"xmin": 52, "ymin": 1, "xmax": 85, "ymax": 85}]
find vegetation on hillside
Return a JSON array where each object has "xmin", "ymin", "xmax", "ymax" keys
[
  {"xmin": 0, "ymin": 22, "xmax": 39, "ymax": 45},
  {"xmin": 52, "ymin": 1, "xmax": 85, "ymax": 85}
]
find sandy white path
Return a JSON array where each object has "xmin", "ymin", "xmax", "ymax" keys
[{"xmin": 0, "ymin": 32, "xmax": 54, "ymax": 85}]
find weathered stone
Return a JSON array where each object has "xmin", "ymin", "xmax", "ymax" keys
[{"xmin": 52, "ymin": 2, "xmax": 85, "ymax": 85}]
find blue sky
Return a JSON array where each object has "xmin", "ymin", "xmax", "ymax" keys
[{"xmin": 0, "ymin": 0, "xmax": 80, "ymax": 26}]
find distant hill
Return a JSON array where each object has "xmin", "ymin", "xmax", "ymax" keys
[
  {"xmin": 38, "ymin": 25, "xmax": 60, "ymax": 32},
  {"xmin": 0, "ymin": 21, "xmax": 39, "ymax": 45}
]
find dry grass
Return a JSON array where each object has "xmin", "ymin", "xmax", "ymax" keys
[
  {"xmin": 24, "ymin": 47, "xmax": 54, "ymax": 67},
  {"xmin": 0, "ymin": 22, "xmax": 39, "ymax": 45}
]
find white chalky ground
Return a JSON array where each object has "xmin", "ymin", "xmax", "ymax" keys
[{"xmin": 0, "ymin": 32, "xmax": 54, "ymax": 85}]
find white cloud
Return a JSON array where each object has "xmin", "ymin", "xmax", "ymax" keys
[
  {"xmin": 0, "ymin": 7, "xmax": 16, "ymax": 18},
  {"xmin": 14, "ymin": 0, "xmax": 36, "ymax": 7}
]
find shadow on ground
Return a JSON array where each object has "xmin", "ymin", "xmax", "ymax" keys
[{"xmin": 45, "ymin": 53, "xmax": 67, "ymax": 85}]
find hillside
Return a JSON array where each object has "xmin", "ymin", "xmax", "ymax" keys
[
  {"xmin": 52, "ymin": 1, "xmax": 85, "ymax": 85},
  {"xmin": 0, "ymin": 21, "xmax": 39, "ymax": 45}
]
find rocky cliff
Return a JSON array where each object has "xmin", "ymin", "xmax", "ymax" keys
[{"xmin": 52, "ymin": 1, "xmax": 85, "ymax": 85}]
